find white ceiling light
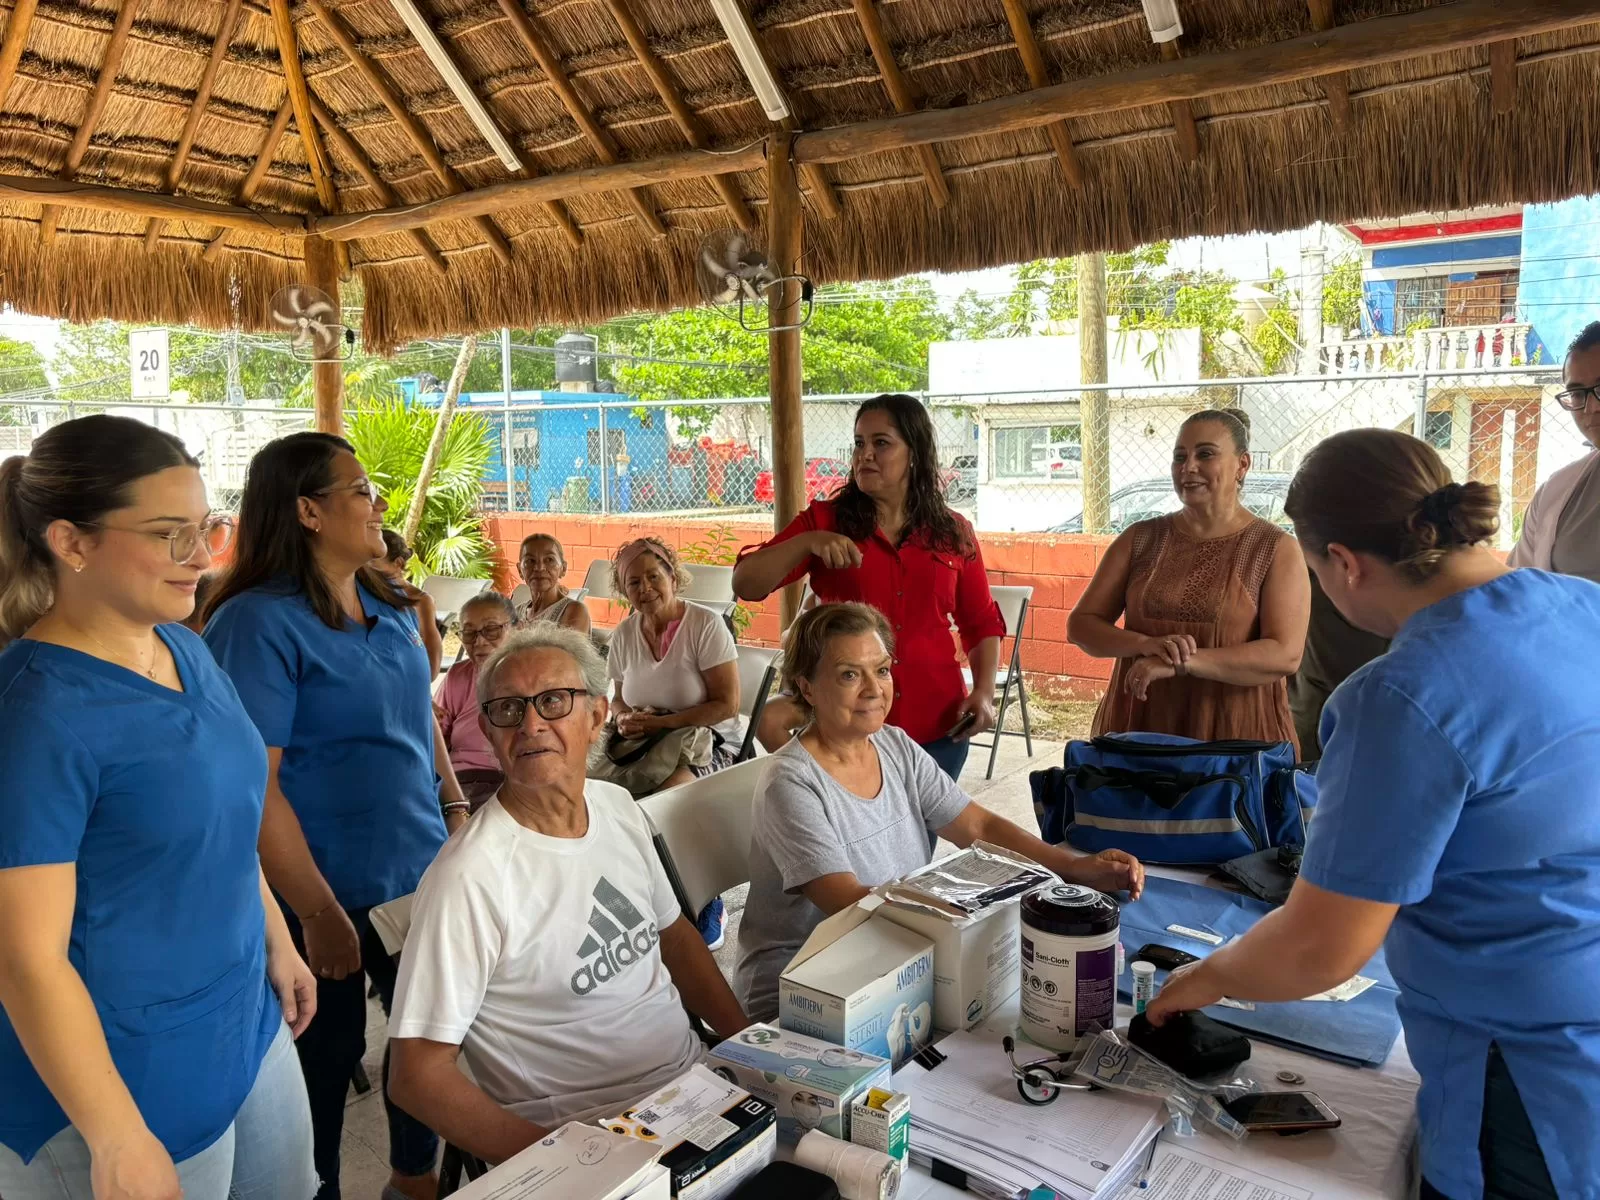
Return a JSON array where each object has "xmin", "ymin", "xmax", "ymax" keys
[
  {"xmin": 387, "ymin": 0, "xmax": 524, "ymax": 171},
  {"xmin": 1140, "ymin": 0, "xmax": 1183, "ymax": 43},
  {"xmin": 709, "ymin": 0, "xmax": 790, "ymax": 122}
]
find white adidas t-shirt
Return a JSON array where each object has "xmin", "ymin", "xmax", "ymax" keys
[
  {"xmin": 608, "ymin": 601, "xmax": 742, "ymax": 742},
  {"xmin": 389, "ymin": 781, "xmax": 700, "ymax": 1129}
]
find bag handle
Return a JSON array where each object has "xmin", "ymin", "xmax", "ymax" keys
[{"xmin": 1069, "ymin": 764, "xmax": 1248, "ymax": 812}]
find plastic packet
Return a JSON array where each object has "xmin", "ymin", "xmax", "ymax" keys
[
  {"xmin": 1064, "ymin": 1026, "xmax": 1248, "ymax": 1140},
  {"xmin": 878, "ymin": 842, "xmax": 1054, "ymax": 917}
]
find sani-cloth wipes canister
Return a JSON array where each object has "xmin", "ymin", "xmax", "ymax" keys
[{"xmin": 1017, "ymin": 883, "xmax": 1120, "ymax": 1050}]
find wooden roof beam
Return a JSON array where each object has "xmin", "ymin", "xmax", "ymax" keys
[
  {"xmin": 270, "ymin": 0, "xmax": 336, "ymax": 214},
  {"xmin": 0, "ymin": 174, "xmax": 307, "ymax": 234},
  {"xmin": 493, "ymin": 0, "xmax": 666, "ymax": 238},
  {"xmin": 1157, "ymin": 40, "xmax": 1201, "ymax": 161},
  {"xmin": 303, "ymin": 0, "xmax": 564, "ymax": 256},
  {"xmin": 204, "ymin": 97, "xmax": 293, "ymax": 261},
  {"xmin": 309, "ymin": 0, "xmax": 1594, "ymax": 242},
  {"xmin": 998, "ymin": 0, "xmax": 1082, "ymax": 187},
  {"xmin": 310, "ymin": 93, "xmax": 448, "ymax": 275},
  {"xmin": 1490, "ymin": 40, "xmax": 1517, "ymax": 116},
  {"xmin": 849, "ymin": 0, "xmax": 949, "ymax": 208},
  {"xmin": 147, "ymin": 0, "xmax": 245, "ymax": 250},
  {"xmin": 0, "ymin": 0, "xmax": 39, "ymax": 111},
  {"xmin": 39, "ymin": 0, "xmax": 140, "ymax": 244},
  {"xmin": 1306, "ymin": 0, "xmax": 1352, "ymax": 133}
]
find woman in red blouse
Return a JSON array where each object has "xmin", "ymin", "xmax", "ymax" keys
[{"xmin": 734, "ymin": 394, "xmax": 1005, "ymax": 780}]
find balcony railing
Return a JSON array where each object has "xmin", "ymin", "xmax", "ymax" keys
[{"xmin": 1320, "ymin": 323, "xmax": 1532, "ymax": 375}]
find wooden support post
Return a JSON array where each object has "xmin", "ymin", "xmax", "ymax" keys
[
  {"xmin": 1079, "ymin": 251, "xmax": 1111, "ymax": 535},
  {"xmin": 305, "ymin": 236, "xmax": 344, "ymax": 436},
  {"xmin": 766, "ymin": 132, "xmax": 806, "ymax": 631},
  {"xmin": 1490, "ymin": 40, "xmax": 1517, "ymax": 115}
]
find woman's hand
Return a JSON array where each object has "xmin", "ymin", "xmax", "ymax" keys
[
  {"xmin": 806, "ymin": 531, "xmax": 864, "ymax": 570},
  {"xmin": 1124, "ymin": 656, "xmax": 1177, "ymax": 701},
  {"xmin": 1143, "ymin": 959, "xmax": 1227, "ymax": 1026},
  {"xmin": 1141, "ymin": 633, "xmax": 1197, "ymax": 668},
  {"xmin": 267, "ymin": 941, "xmax": 318, "ymax": 1038},
  {"xmin": 616, "ymin": 709, "xmax": 661, "ymax": 738},
  {"xmin": 952, "ymin": 690, "xmax": 996, "ymax": 740},
  {"xmin": 1066, "ymin": 849, "xmax": 1145, "ymax": 899},
  {"xmin": 89, "ymin": 1128, "xmax": 182, "ymax": 1200},
  {"xmin": 302, "ymin": 906, "xmax": 361, "ymax": 982}
]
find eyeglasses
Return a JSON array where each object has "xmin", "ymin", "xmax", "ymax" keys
[
  {"xmin": 83, "ymin": 515, "xmax": 235, "ymax": 565},
  {"xmin": 481, "ymin": 688, "xmax": 589, "ymax": 728},
  {"xmin": 460, "ymin": 621, "xmax": 511, "ymax": 644},
  {"xmin": 1556, "ymin": 385, "xmax": 1600, "ymax": 412},
  {"xmin": 315, "ymin": 479, "xmax": 381, "ymax": 503}
]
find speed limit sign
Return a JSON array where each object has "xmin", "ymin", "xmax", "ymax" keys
[{"xmin": 129, "ymin": 328, "xmax": 170, "ymax": 398}]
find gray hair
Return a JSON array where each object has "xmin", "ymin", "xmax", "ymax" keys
[
  {"xmin": 461, "ymin": 591, "xmax": 516, "ymax": 623},
  {"xmin": 477, "ymin": 624, "xmax": 607, "ymax": 703}
]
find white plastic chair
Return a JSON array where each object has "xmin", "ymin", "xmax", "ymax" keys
[
  {"xmin": 962, "ymin": 584, "xmax": 1034, "ymax": 780},
  {"xmin": 637, "ymin": 758, "xmax": 767, "ymax": 922},
  {"xmin": 581, "ymin": 558, "xmax": 614, "ymax": 601},
  {"xmin": 681, "ymin": 562, "xmax": 737, "ymax": 619},
  {"xmin": 421, "ymin": 574, "xmax": 492, "ymax": 625},
  {"xmin": 733, "ymin": 646, "xmax": 780, "ymax": 762}
]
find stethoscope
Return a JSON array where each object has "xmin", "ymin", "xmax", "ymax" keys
[{"xmin": 1003, "ymin": 1036, "xmax": 1098, "ymax": 1106}]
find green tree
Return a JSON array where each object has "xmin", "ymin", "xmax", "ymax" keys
[
  {"xmin": 0, "ymin": 335, "xmax": 49, "ymax": 424},
  {"xmin": 1321, "ymin": 257, "xmax": 1364, "ymax": 334}
]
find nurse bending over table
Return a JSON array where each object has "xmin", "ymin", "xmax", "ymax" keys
[
  {"xmin": 1148, "ymin": 429, "xmax": 1600, "ymax": 1200},
  {"xmin": 0, "ymin": 417, "xmax": 316, "ymax": 1200},
  {"xmin": 205, "ymin": 433, "xmax": 469, "ymax": 1200}
]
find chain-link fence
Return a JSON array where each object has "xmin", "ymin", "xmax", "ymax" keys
[{"xmin": 5, "ymin": 364, "xmax": 1585, "ymax": 552}]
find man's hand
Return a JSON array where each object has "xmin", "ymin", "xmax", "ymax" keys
[{"xmin": 1143, "ymin": 959, "xmax": 1227, "ymax": 1026}]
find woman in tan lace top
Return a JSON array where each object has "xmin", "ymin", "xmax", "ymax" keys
[{"xmin": 1068, "ymin": 410, "xmax": 1310, "ymax": 752}]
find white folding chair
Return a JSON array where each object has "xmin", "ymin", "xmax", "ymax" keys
[
  {"xmin": 421, "ymin": 574, "xmax": 492, "ymax": 625},
  {"xmin": 581, "ymin": 557, "xmax": 614, "ymax": 601},
  {"xmin": 637, "ymin": 759, "xmax": 767, "ymax": 922},
  {"xmin": 963, "ymin": 584, "xmax": 1034, "ymax": 780},
  {"xmin": 509, "ymin": 582, "xmax": 531, "ymax": 612},
  {"xmin": 733, "ymin": 646, "xmax": 780, "ymax": 762},
  {"xmin": 681, "ymin": 562, "xmax": 737, "ymax": 619}
]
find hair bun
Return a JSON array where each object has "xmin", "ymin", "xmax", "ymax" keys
[
  {"xmin": 1221, "ymin": 407, "xmax": 1252, "ymax": 433},
  {"xmin": 1416, "ymin": 482, "xmax": 1465, "ymax": 529}
]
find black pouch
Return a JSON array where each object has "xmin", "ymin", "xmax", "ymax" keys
[
  {"xmin": 729, "ymin": 1163, "xmax": 839, "ymax": 1200},
  {"xmin": 1128, "ymin": 1011, "xmax": 1252, "ymax": 1078},
  {"xmin": 1219, "ymin": 844, "xmax": 1302, "ymax": 906}
]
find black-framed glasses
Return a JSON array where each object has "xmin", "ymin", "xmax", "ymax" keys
[
  {"xmin": 315, "ymin": 478, "xmax": 381, "ymax": 503},
  {"xmin": 1556, "ymin": 385, "xmax": 1600, "ymax": 412},
  {"xmin": 83, "ymin": 515, "xmax": 235, "ymax": 565},
  {"xmin": 481, "ymin": 687, "xmax": 590, "ymax": 728},
  {"xmin": 460, "ymin": 621, "xmax": 511, "ymax": 644}
]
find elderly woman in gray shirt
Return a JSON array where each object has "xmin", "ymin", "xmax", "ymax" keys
[{"xmin": 734, "ymin": 602, "xmax": 1145, "ymax": 1021}]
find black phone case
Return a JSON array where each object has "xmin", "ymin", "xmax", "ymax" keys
[{"xmin": 1128, "ymin": 1011, "xmax": 1251, "ymax": 1078}]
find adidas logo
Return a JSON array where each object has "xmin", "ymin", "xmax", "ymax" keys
[{"xmin": 571, "ymin": 877, "xmax": 660, "ymax": 996}]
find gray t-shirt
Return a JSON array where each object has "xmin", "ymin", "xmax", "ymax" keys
[
  {"xmin": 1551, "ymin": 454, "xmax": 1600, "ymax": 584},
  {"xmin": 733, "ymin": 724, "xmax": 970, "ymax": 1021}
]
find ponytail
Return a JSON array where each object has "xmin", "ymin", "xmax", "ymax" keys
[{"xmin": 0, "ymin": 455, "xmax": 53, "ymax": 644}]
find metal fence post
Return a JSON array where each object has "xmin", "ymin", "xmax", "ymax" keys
[
  {"xmin": 1413, "ymin": 372, "xmax": 1430, "ymax": 440},
  {"xmin": 500, "ymin": 327, "xmax": 514, "ymax": 511},
  {"xmin": 597, "ymin": 403, "xmax": 610, "ymax": 515}
]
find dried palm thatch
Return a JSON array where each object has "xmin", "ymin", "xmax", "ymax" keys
[{"xmin": 0, "ymin": 0, "xmax": 1593, "ymax": 352}]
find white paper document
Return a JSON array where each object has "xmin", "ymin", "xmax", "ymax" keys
[{"xmin": 1116, "ymin": 1139, "xmax": 1384, "ymax": 1200}]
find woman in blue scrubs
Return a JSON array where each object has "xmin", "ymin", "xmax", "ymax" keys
[
  {"xmin": 0, "ymin": 416, "xmax": 316, "ymax": 1200},
  {"xmin": 205, "ymin": 433, "xmax": 467, "ymax": 1200},
  {"xmin": 1149, "ymin": 428, "xmax": 1600, "ymax": 1200}
]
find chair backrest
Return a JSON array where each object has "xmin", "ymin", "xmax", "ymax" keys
[
  {"xmin": 509, "ymin": 583, "xmax": 531, "ymax": 611},
  {"xmin": 638, "ymin": 758, "xmax": 767, "ymax": 919},
  {"xmin": 422, "ymin": 574, "xmax": 493, "ymax": 624},
  {"xmin": 370, "ymin": 892, "xmax": 415, "ymax": 956},
  {"xmin": 681, "ymin": 562, "xmax": 736, "ymax": 605},
  {"xmin": 581, "ymin": 558, "xmax": 613, "ymax": 601},
  {"xmin": 734, "ymin": 646, "xmax": 779, "ymax": 720},
  {"xmin": 989, "ymin": 584, "xmax": 1033, "ymax": 640}
]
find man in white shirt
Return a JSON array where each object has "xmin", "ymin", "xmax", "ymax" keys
[{"xmin": 388, "ymin": 625, "xmax": 748, "ymax": 1165}]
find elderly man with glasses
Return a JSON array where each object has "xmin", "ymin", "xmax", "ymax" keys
[
  {"xmin": 387, "ymin": 626, "xmax": 749, "ymax": 1166},
  {"xmin": 1510, "ymin": 321, "xmax": 1600, "ymax": 582}
]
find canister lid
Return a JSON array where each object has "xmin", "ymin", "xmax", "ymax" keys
[{"xmin": 1020, "ymin": 882, "xmax": 1120, "ymax": 937}]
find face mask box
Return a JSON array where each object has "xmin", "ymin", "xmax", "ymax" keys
[
  {"xmin": 448, "ymin": 1121, "xmax": 667, "ymax": 1200},
  {"xmin": 779, "ymin": 910, "xmax": 935, "ymax": 1069},
  {"xmin": 706, "ymin": 1023, "xmax": 891, "ymax": 1144}
]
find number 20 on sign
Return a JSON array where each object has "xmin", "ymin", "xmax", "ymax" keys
[{"xmin": 129, "ymin": 328, "xmax": 170, "ymax": 399}]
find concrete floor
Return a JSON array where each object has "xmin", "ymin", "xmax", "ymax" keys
[{"xmin": 335, "ymin": 733, "xmax": 1060, "ymax": 1196}]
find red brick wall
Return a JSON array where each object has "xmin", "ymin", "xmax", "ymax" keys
[{"xmin": 484, "ymin": 515, "xmax": 1116, "ymax": 699}]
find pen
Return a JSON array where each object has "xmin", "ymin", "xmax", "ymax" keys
[{"xmin": 1137, "ymin": 1136, "xmax": 1160, "ymax": 1189}]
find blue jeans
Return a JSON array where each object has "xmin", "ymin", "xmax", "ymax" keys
[
  {"xmin": 0, "ymin": 1021, "xmax": 316, "ymax": 1200},
  {"xmin": 919, "ymin": 735, "xmax": 971, "ymax": 783}
]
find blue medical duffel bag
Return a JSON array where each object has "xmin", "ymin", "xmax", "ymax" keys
[{"xmin": 1030, "ymin": 732, "xmax": 1317, "ymax": 865}]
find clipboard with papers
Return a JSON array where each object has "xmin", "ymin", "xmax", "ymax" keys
[{"xmin": 892, "ymin": 1030, "xmax": 1165, "ymax": 1200}]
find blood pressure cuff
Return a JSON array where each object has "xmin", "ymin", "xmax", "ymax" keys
[{"xmin": 1129, "ymin": 1011, "xmax": 1252, "ymax": 1079}]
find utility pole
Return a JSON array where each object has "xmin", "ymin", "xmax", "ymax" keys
[{"xmin": 1079, "ymin": 251, "xmax": 1111, "ymax": 534}]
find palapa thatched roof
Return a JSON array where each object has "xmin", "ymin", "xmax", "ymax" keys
[{"xmin": 0, "ymin": 0, "xmax": 1594, "ymax": 351}]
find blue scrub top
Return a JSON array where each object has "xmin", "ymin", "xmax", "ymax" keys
[
  {"xmin": 1301, "ymin": 570, "xmax": 1600, "ymax": 1200},
  {"xmin": 205, "ymin": 579, "xmax": 446, "ymax": 911},
  {"xmin": 0, "ymin": 626, "xmax": 279, "ymax": 1165}
]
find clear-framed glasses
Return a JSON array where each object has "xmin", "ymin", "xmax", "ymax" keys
[
  {"xmin": 83, "ymin": 515, "xmax": 235, "ymax": 565},
  {"xmin": 481, "ymin": 688, "xmax": 589, "ymax": 728},
  {"xmin": 315, "ymin": 478, "xmax": 381, "ymax": 503},
  {"xmin": 460, "ymin": 621, "xmax": 511, "ymax": 645},
  {"xmin": 1556, "ymin": 385, "xmax": 1600, "ymax": 412}
]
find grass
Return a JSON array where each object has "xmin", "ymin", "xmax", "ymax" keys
[{"xmin": 1013, "ymin": 697, "xmax": 1098, "ymax": 742}]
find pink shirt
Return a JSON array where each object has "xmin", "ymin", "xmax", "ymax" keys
[{"xmin": 437, "ymin": 660, "xmax": 499, "ymax": 774}]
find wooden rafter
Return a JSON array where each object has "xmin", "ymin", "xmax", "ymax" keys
[
  {"xmin": 493, "ymin": 0, "xmax": 666, "ymax": 238},
  {"xmin": 270, "ymin": 0, "xmax": 336, "ymax": 215},
  {"xmin": 849, "ymin": 0, "xmax": 950, "ymax": 208},
  {"xmin": 304, "ymin": 0, "xmax": 571, "ymax": 255},
  {"xmin": 310, "ymin": 93, "xmax": 449, "ymax": 275},
  {"xmin": 0, "ymin": 175, "xmax": 306, "ymax": 234},
  {"xmin": 1158, "ymin": 41, "xmax": 1202, "ymax": 162},
  {"xmin": 0, "ymin": 0, "xmax": 39, "ymax": 112},
  {"xmin": 1307, "ymin": 0, "xmax": 1352, "ymax": 133},
  {"xmin": 204, "ymin": 98, "xmax": 292, "ymax": 261},
  {"xmin": 1490, "ymin": 40, "xmax": 1517, "ymax": 115},
  {"xmin": 39, "ymin": 0, "xmax": 140, "ymax": 244},
  {"xmin": 998, "ymin": 0, "xmax": 1083, "ymax": 187},
  {"xmin": 146, "ymin": 0, "xmax": 245, "ymax": 249},
  {"xmin": 596, "ymin": 0, "xmax": 760, "ymax": 227}
]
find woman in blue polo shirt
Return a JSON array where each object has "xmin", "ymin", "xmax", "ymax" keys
[
  {"xmin": 1149, "ymin": 428, "xmax": 1600, "ymax": 1200},
  {"xmin": 0, "ymin": 416, "xmax": 316, "ymax": 1200},
  {"xmin": 205, "ymin": 433, "xmax": 468, "ymax": 1200}
]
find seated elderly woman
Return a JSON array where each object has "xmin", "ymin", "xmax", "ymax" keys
[
  {"xmin": 389, "ymin": 626, "xmax": 748, "ymax": 1168},
  {"xmin": 517, "ymin": 532, "xmax": 591, "ymax": 635},
  {"xmin": 433, "ymin": 591, "xmax": 518, "ymax": 810},
  {"xmin": 735, "ymin": 602, "xmax": 1146, "ymax": 1022}
]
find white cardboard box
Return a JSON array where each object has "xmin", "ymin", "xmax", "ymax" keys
[
  {"xmin": 779, "ymin": 911, "xmax": 935, "ymax": 1069},
  {"xmin": 706, "ymin": 1023, "xmax": 891, "ymax": 1144},
  {"xmin": 448, "ymin": 1122, "xmax": 662, "ymax": 1200}
]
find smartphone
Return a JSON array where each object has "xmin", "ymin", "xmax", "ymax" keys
[
  {"xmin": 1133, "ymin": 943, "xmax": 1201, "ymax": 971},
  {"xmin": 1223, "ymin": 1091, "xmax": 1342, "ymax": 1133},
  {"xmin": 945, "ymin": 712, "xmax": 978, "ymax": 740}
]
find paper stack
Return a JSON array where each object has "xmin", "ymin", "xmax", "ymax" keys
[
  {"xmin": 448, "ymin": 1122, "xmax": 668, "ymax": 1200},
  {"xmin": 893, "ymin": 1031, "xmax": 1164, "ymax": 1200}
]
